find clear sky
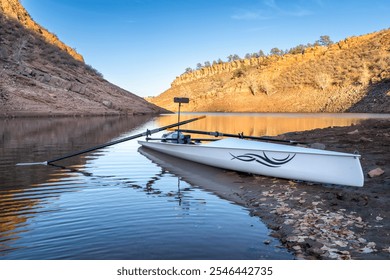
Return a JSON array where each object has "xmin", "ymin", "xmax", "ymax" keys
[{"xmin": 21, "ymin": 0, "xmax": 389, "ymax": 97}]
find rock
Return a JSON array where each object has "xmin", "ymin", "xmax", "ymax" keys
[
  {"xmin": 286, "ymin": 236, "xmax": 299, "ymax": 242},
  {"xmin": 292, "ymin": 245, "xmax": 302, "ymax": 251},
  {"xmin": 360, "ymin": 247, "xmax": 374, "ymax": 254},
  {"xmin": 70, "ymin": 83, "xmax": 83, "ymax": 93},
  {"xmin": 334, "ymin": 240, "xmax": 348, "ymax": 247},
  {"xmin": 358, "ymin": 237, "xmax": 367, "ymax": 243},
  {"xmin": 308, "ymin": 247, "xmax": 325, "ymax": 257},
  {"xmin": 368, "ymin": 167, "xmax": 385, "ymax": 178},
  {"xmin": 383, "ymin": 247, "xmax": 390, "ymax": 253},
  {"xmin": 347, "ymin": 129, "xmax": 359, "ymax": 135},
  {"xmin": 339, "ymin": 251, "xmax": 351, "ymax": 260},
  {"xmin": 359, "ymin": 137, "xmax": 373, "ymax": 142},
  {"xmin": 327, "ymin": 251, "xmax": 340, "ymax": 259},
  {"xmin": 310, "ymin": 143, "xmax": 326, "ymax": 150},
  {"xmin": 102, "ymin": 100, "xmax": 113, "ymax": 108},
  {"xmin": 297, "ymin": 237, "xmax": 307, "ymax": 243}
]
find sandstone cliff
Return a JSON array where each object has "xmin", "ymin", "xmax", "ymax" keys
[
  {"xmin": 149, "ymin": 29, "xmax": 390, "ymax": 113},
  {"xmin": 0, "ymin": 1, "xmax": 167, "ymax": 117}
]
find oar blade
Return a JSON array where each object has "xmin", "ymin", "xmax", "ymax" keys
[{"xmin": 16, "ymin": 161, "xmax": 48, "ymax": 166}]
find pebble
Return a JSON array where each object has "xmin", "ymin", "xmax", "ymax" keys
[
  {"xmin": 368, "ymin": 167, "xmax": 385, "ymax": 178},
  {"xmin": 310, "ymin": 143, "xmax": 326, "ymax": 150},
  {"xmin": 383, "ymin": 247, "xmax": 390, "ymax": 253},
  {"xmin": 361, "ymin": 247, "xmax": 375, "ymax": 254},
  {"xmin": 292, "ymin": 245, "xmax": 302, "ymax": 251},
  {"xmin": 334, "ymin": 241, "xmax": 348, "ymax": 247},
  {"xmin": 347, "ymin": 129, "xmax": 359, "ymax": 135},
  {"xmin": 359, "ymin": 137, "xmax": 373, "ymax": 142}
]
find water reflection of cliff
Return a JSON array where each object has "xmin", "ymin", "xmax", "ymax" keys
[
  {"xmin": 0, "ymin": 116, "xmax": 152, "ymax": 256},
  {"xmin": 1, "ymin": 116, "xmax": 152, "ymax": 185},
  {"xmin": 157, "ymin": 113, "xmax": 366, "ymax": 136}
]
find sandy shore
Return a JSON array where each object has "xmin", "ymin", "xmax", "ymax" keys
[{"xmin": 144, "ymin": 119, "xmax": 389, "ymax": 259}]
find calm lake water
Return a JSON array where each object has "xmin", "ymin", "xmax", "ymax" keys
[{"xmin": 0, "ymin": 113, "xmax": 388, "ymax": 260}]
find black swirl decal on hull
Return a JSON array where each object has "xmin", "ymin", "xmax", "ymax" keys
[{"xmin": 230, "ymin": 152, "xmax": 295, "ymax": 168}]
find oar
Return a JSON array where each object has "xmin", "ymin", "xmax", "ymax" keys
[
  {"xmin": 175, "ymin": 129, "xmax": 306, "ymax": 145},
  {"xmin": 17, "ymin": 115, "xmax": 206, "ymax": 166}
]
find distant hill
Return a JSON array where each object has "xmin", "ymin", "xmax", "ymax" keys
[
  {"xmin": 0, "ymin": 0, "xmax": 167, "ymax": 117},
  {"xmin": 149, "ymin": 29, "xmax": 390, "ymax": 113}
]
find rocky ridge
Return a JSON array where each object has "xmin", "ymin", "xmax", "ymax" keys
[{"xmin": 149, "ymin": 29, "xmax": 390, "ymax": 113}]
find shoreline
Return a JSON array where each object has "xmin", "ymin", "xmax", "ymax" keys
[
  {"xmin": 0, "ymin": 111, "xmax": 165, "ymax": 119},
  {"xmin": 3, "ymin": 111, "xmax": 390, "ymax": 118}
]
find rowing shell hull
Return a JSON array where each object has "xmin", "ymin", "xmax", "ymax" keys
[{"xmin": 138, "ymin": 138, "xmax": 364, "ymax": 187}]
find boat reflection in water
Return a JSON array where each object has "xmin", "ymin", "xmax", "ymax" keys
[{"xmin": 138, "ymin": 146, "xmax": 249, "ymax": 205}]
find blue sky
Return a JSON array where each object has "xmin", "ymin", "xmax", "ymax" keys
[{"xmin": 21, "ymin": 0, "xmax": 390, "ymax": 97}]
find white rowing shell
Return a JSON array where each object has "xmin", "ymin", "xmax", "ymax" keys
[{"xmin": 138, "ymin": 138, "xmax": 364, "ymax": 187}]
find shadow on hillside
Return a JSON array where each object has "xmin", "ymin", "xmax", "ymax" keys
[{"xmin": 347, "ymin": 79, "xmax": 390, "ymax": 113}]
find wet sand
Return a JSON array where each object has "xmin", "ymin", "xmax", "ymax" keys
[{"xmin": 143, "ymin": 119, "xmax": 389, "ymax": 259}]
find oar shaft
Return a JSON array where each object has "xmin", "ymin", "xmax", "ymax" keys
[
  {"xmin": 47, "ymin": 116, "xmax": 205, "ymax": 164},
  {"xmin": 177, "ymin": 129, "xmax": 305, "ymax": 145}
]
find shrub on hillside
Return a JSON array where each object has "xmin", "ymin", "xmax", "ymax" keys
[
  {"xmin": 315, "ymin": 73, "xmax": 332, "ymax": 90},
  {"xmin": 85, "ymin": 64, "xmax": 104, "ymax": 79},
  {"xmin": 232, "ymin": 68, "xmax": 245, "ymax": 79}
]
